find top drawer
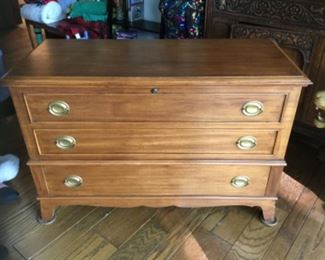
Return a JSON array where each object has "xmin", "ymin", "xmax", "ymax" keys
[{"xmin": 24, "ymin": 93, "xmax": 285, "ymax": 123}]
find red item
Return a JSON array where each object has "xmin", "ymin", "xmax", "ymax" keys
[
  {"xmin": 57, "ymin": 20, "xmax": 87, "ymax": 39},
  {"xmin": 57, "ymin": 17, "xmax": 108, "ymax": 39}
]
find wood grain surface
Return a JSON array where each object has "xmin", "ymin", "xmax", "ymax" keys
[
  {"xmin": 39, "ymin": 164, "xmax": 271, "ymax": 196},
  {"xmin": 5, "ymin": 39, "xmax": 308, "ymax": 79},
  {"xmin": 24, "ymin": 92, "xmax": 286, "ymax": 123},
  {"xmin": 33, "ymin": 128, "xmax": 277, "ymax": 156}
]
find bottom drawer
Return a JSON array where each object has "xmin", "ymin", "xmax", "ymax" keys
[{"xmin": 38, "ymin": 163, "xmax": 271, "ymax": 196}]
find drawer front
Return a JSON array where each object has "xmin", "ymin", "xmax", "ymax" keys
[
  {"xmin": 34, "ymin": 129, "xmax": 277, "ymax": 156},
  {"xmin": 41, "ymin": 164, "xmax": 271, "ymax": 196},
  {"xmin": 25, "ymin": 93, "xmax": 285, "ymax": 123}
]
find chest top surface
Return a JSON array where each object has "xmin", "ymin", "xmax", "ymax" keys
[{"xmin": 5, "ymin": 39, "xmax": 310, "ymax": 86}]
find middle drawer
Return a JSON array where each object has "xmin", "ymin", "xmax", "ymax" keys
[{"xmin": 34, "ymin": 129, "xmax": 277, "ymax": 157}]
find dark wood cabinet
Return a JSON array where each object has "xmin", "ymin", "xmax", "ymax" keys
[
  {"xmin": 205, "ymin": 0, "xmax": 325, "ymax": 130},
  {"xmin": 0, "ymin": 0, "xmax": 21, "ymax": 30}
]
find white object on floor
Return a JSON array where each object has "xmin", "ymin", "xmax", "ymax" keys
[
  {"xmin": 21, "ymin": 2, "xmax": 65, "ymax": 24},
  {"xmin": 0, "ymin": 154, "xmax": 19, "ymax": 183}
]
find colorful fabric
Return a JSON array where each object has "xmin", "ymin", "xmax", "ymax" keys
[
  {"xmin": 116, "ymin": 29, "xmax": 137, "ymax": 39},
  {"xmin": 159, "ymin": 0, "xmax": 204, "ymax": 39},
  {"xmin": 69, "ymin": 0, "xmax": 108, "ymax": 22},
  {"xmin": 57, "ymin": 17, "xmax": 108, "ymax": 39}
]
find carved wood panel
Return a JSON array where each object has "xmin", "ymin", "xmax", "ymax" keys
[
  {"xmin": 215, "ymin": 0, "xmax": 325, "ymax": 31},
  {"xmin": 231, "ymin": 24, "xmax": 316, "ymax": 64}
]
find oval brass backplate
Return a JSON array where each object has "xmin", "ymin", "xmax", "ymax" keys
[
  {"xmin": 64, "ymin": 175, "xmax": 83, "ymax": 188},
  {"xmin": 48, "ymin": 100, "xmax": 70, "ymax": 116},
  {"xmin": 231, "ymin": 176, "xmax": 250, "ymax": 188},
  {"xmin": 236, "ymin": 136, "xmax": 257, "ymax": 150},
  {"xmin": 55, "ymin": 136, "xmax": 76, "ymax": 150},
  {"xmin": 241, "ymin": 101, "xmax": 264, "ymax": 117}
]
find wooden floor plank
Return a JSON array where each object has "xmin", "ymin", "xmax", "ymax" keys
[
  {"xmin": 13, "ymin": 206, "xmax": 96, "ymax": 259},
  {"xmin": 94, "ymin": 207, "xmax": 157, "ymax": 248},
  {"xmin": 200, "ymin": 207, "xmax": 227, "ymax": 232},
  {"xmin": 285, "ymin": 196, "xmax": 325, "ymax": 260},
  {"xmin": 3, "ymin": 246, "xmax": 25, "ymax": 260},
  {"xmin": 262, "ymin": 188, "xmax": 313, "ymax": 260},
  {"xmin": 32, "ymin": 208, "xmax": 112, "ymax": 260},
  {"xmin": 0, "ymin": 24, "xmax": 32, "ymax": 71},
  {"xmin": 170, "ymin": 226, "xmax": 232, "ymax": 260},
  {"xmin": 65, "ymin": 232, "xmax": 117, "ymax": 260},
  {"xmin": 109, "ymin": 207, "xmax": 212, "ymax": 260},
  {"xmin": 0, "ymin": 203, "xmax": 40, "ymax": 246},
  {"xmin": 276, "ymin": 173, "xmax": 306, "ymax": 213},
  {"xmin": 0, "ymin": 172, "xmax": 36, "ymax": 226},
  {"xmin": 109, "ymin": 217, "xmax": 168, "ymax": 260},
  {"xmin": 224, "ymin": 208, "xmax": 287, "ymax": 260},
  {"xmin": 263, "ymin": 162, "xmax": 325, "ymax": 260},
  {"xmin": 0, "ymin": 185, "xmax": 36, "ymax": 226},
  {"xmin": 212, "ymin": 206, "xmax": 255, "ymax": 244},
  {"xmin": 284, "ymin": 162, "xmax": 325, "ymax": 260},
  {"xmin": 146, "ymin": 208, "xmax": 213, "ymax": 260}
]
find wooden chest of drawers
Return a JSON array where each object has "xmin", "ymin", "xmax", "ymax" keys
[{"xmin": 4, "ymin": 39, "xmax": 311, "ymax": 225}]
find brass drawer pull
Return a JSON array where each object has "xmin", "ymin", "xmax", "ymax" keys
[
  {"xmin": 231, "ymin": 176, "xmax": 250, "ymax": 188},
  {"xmin": 241, "ymin": 101, "xmax": 264, "ymax": 116},
  {"xmin": 64, "ymin": 175, "xmax": 83, "ymax": 188},
  {"xmin": 48, "ymin": 101, "xmax": 70, "ymax": 116},
  {"xmin": 55, "ymin": 136, "xmax": 76, "ymax": 150},
  {"xmin": 236, "ymin": 136, "xmax": 257, "ymax": 150}
]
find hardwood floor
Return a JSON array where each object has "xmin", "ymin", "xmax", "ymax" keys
[
  {"xmin": 1, "ymin": 25, "xmax": 325, "ymax": 260},
  {"xmin": 0, "ymin": 24, "xmax": 32, "ymax": 71}
]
